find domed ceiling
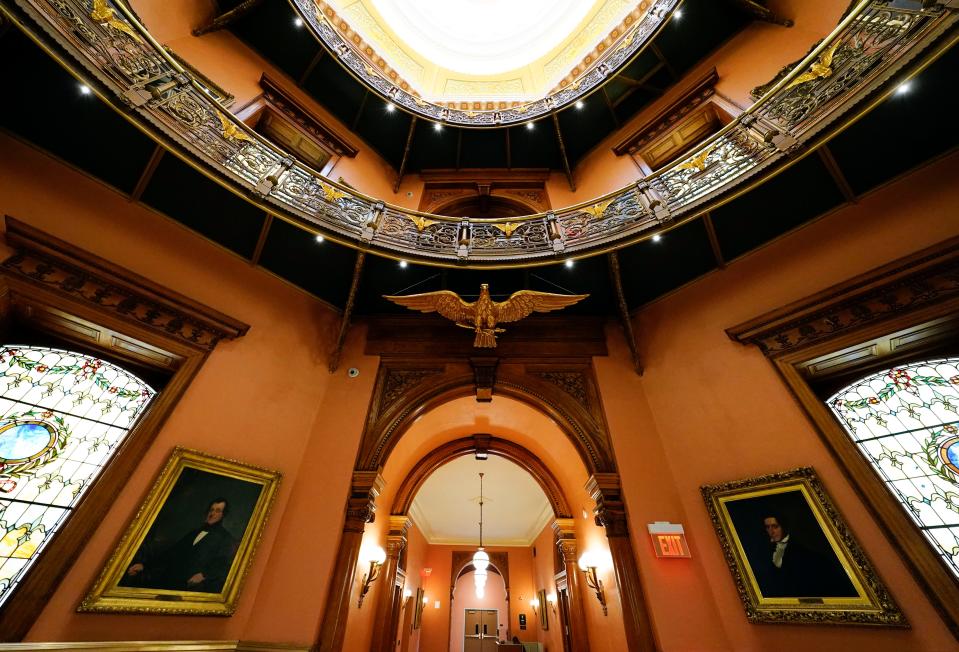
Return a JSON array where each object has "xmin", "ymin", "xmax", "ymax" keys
[
  {"xmin": 0, "ymin": 0, "xmax": 957, "ymax": 325},
  {"xmin": 321, "ymin": 0, "xmax": 643, "ymax": 104}
]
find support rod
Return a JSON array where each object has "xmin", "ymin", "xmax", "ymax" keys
[
  {"xmin": 329, "ymin": 251, "xmax": 366, "ymax": 373},
  {"xmin": 129, "ymin": 144, "xmax": 164, "ymax": 202},
  {"xmin": 393, "ymin": 118, "xmax": 417, "ymax": 193},
  {"xmin": 192, "ymin": 0, "xmax": 264, "ymax": 36},
  {"xmin": 552, "ymin": 114, "xmax": 576, "ymax": 193},
  {"xmin": 702, "ymin": 212, "xmax": 726, "ymax": 269},
  {"xmin": 607, "ymin": 252, "xmax": 643, "ymax": 375},
  {"xmin": 250, "ymin": 213, "xmax": 273, "ymax": 265},
  {"xmin": 817, "ymin": 145, "xmax": 857, "ymax": 203}
]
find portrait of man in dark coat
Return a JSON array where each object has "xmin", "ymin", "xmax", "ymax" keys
[
  {"xmin": 755, "ymin": 513, "xmax": 857, "ymax": 598},
  {"xmin": 121, "ymin": 497, "xmax": 238, "ymax": 593}
]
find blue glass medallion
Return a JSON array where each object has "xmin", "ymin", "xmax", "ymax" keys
[{"xmin": 0, "ymin": 422, "xmax": 55, "ymax": 462}]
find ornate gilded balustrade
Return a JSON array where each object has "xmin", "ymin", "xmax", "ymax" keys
[
  {"xmin": 2, "ymin": 0, "xmax": 956, "ymax": 268},
  {"xmin": 292, "ymin": 0, "xmax": 681, "ymax": 128}
]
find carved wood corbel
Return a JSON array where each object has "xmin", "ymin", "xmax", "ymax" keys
[
  {"xmin": 587, "ymin": 474, "xmax": 656, "ymax": 651},
  {"xmin": 316, "ymin": 472, "xmax": 385, "ymax": 651}
]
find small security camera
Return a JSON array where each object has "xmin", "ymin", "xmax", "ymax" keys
[{"xmin": 347, "ymin": 367, "xmax": 360, "ymax": 378}]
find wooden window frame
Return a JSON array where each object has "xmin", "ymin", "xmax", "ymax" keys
[
  {"xmin": 0, "ymin": 217, "xmax": 248, "ymax": 640},
  {"xmin": 234, "ymin": 75, "xmax": 358, "ymax": 178},
  {"xmin": 727, "ymin": 234, "xmax": 959, "ymax": 640}
]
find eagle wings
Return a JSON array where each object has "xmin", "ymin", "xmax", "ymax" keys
[{"xmin": 383, "ymin": 286, "xmax": 588, "ymax": 348}]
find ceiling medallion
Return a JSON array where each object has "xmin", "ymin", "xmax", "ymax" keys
[{"xmin": 293, "ymin": 0, "xmax": 680, "ymax": 127}]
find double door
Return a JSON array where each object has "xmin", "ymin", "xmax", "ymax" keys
[{"xmin": 464, "ymin": 608, "xmax": 498, "ymax": 652}]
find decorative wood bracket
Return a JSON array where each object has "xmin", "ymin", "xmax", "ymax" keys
[
  {"xmin": 1, "ymin": 217, "xmax": 249, "ymax": 351},
  {"xmin": 726, "ymin": 235, "xmax": 959, "ymax": 357},
  {"xmin": 470, "ymin": 356, "xmax": 499, "ymax": 402}
]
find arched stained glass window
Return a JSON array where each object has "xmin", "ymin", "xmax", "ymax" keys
[
  {"xmin": 0, "ymin": 345, "xmax": 155, "ymax": 607},
  {"xmin": 828, "ymin": 358, "xmax": 959, "ymax": 577}
]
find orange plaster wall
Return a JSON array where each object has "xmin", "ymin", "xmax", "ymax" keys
[
  {"xmin": 607, "ymin": 153, "xmax": 959, "ymax": 651},
  {"xmin": 0, "ymin": 132, "xmax": 353, "ymax": 644}
]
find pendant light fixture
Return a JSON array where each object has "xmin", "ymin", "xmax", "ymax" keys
[{"xmin": 473, "ymin": 472, "xmax": 490, "ymax": 598}]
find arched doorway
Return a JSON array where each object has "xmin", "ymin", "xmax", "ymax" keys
[{"xmin": 317, "ymin": 362, "xmax": 655, "ymax": 652}]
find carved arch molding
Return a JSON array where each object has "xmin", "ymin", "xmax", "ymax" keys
[{"xmin": 316, "ymin": 316, "xmax": 657, "ymax": 652}]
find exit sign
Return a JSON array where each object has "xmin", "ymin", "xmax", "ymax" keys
[{"xmin": 647, "ymin": 522, "xmax": 690, "ymax": 558}]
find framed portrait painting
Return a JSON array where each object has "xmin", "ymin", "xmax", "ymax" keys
[
  {"xmin": 537, "ymin": 588, "xmax": 549, "ymax": 630},
  {"xmin": 701, "ymin": 467, "xmax": 906, "ymax": 626},
  {"xmin": 80, "ymin": 447, "xmax": 280, "ymax": 615},
  {"xmin": 413, "ymin": 587, "xmax": 425, "ymax": 629}
]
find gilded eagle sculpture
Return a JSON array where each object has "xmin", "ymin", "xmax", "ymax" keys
[{"xmin": 384, "ymin": 284, "xmax": 589, "ymax": 348}]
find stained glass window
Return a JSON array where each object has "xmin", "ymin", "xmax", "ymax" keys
[
  {"xmin": 0, "ymin": 345, "xmax": 155, "ymax": 607},
  {"xmin": 828, "ymin": 358, "xmax": 959, "ymax": 577}
]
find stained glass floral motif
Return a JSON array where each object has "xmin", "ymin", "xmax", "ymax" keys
[
  {"xmin": 0, "ymin": 346, "xmax": 155, "ymax": 607},
  {"xmin": 828, "ymin": 358, "xmax": 959, "ymax": 577}
]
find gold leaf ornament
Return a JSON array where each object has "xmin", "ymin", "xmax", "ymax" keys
[
  {"xmin": 495, "ymin": 222, "xmax": 521, "ymax": 238},
  {"xmin": 676, "ymin": 145, "xmax": 716, "ymax": 173},
  {"xmin": 321, "ymin": 184, "xmax": 348, "ymax": 202},
  {"xmin": 91, "ymin": 0, "xmax": 141, "ymax": 40},
  {"xmin": 215, "ymin": 111, "xmax": 252, "ymax": 142},
  {"xmin": 785, "ymin": 41, "xmax": 841, "ymax": 91},
  {"xmin": 409, "ymin": 215, "xmax": 436, "ymax": 232},
  {"xmin": 583, "ymin": 199, "xmax": 613, "ymax": 220}
]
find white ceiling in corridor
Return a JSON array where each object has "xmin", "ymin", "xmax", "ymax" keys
[{"xmin": 410, "ymin": 455, "xmax": 553, "ymax": 546}]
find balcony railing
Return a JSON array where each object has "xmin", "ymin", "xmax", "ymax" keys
[{"xmin": 2, "ymin": 0, "xmax": 956, "ymax": 267}]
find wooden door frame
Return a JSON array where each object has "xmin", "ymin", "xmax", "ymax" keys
[{"xmin": 727, "ymin": 234, "xmax": 959, "ymax": 640}]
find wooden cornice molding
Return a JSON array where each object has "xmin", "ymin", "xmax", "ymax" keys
[
  {"xmin": 1, "ymin": 217, "xmax": 249, "ymax": 351},
  {"xmin": 0, "ymin": 643, "xmax": 308, "ymax": 651},
  {"xmin": 726, "ymin": 235, "xmax": 959, "ymax": 357},
  {"xmin": 259, "ymin": 75, "xmax": 358, "ymax": 158},
  {"xmin": 363, "ymin": 314, "xmax": 608, "ymax": 358},
  {"xmin": 357, "ymin": 360, "xmax": 615, "ymax": 473},
  {"xmin": 612, "ymin": 68, "xmax": 720, "ymax": 156}
]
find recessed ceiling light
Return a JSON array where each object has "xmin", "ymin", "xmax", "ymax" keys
[
  {"xmin": 315, "ymin": 234, "xmax": 325, "ymax": 243},
  {"xmin": 575, "ymin": 100, "xmax": 585, "ymax": 110},
  {"xmin": 895, "ymin": 81, "xmax": 912, "ymax": 95},
  {"xmin": 79, "ymin": 84, "xmax": 91, "ymax": 95},
  {"xmin": 399, "ymin": 260, "xmax": 408, "ymax": 268},
  {"xmin": 565, "ymin": 259, "xmax": 574, "ymax": 268},
  {"xmin": 526, "ymin": 122, "xmax": 535, "ymax": 131},
  {"xmin": 652, "ymin": 234, "xmax": 662, "ymax": 242},
  {"xmin": 674, "ymin": 9, "xmax": 683, "ymax": 19},
  {"xmin": 386, "ymin": 103, "xmax": 396, "ymax": 112},
  {"xmin": 293, "ymin": 17, "xmax": 304, "ymax": 27},
  {"xmin": 433, "ymin": 122, "xmax": 443, "ymax": 132}
]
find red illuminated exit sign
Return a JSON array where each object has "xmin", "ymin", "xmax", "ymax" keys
[{"xmin": 647, "ymin": 522, "xmax": 691, "ymax": 558}]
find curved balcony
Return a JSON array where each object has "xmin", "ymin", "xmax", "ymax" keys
[{"xmin": 2, "ymin": 0, "xmax": 957, "ymax": 268}]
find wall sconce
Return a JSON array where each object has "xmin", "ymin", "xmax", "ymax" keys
[
  {"xmin": 578, "ymin": 550, "xmax": 608, "ymax": 616},
  {"xmin": 402, "ymin": 588, "xmax": 412, "ymax": 609},
  {"xmin": 530, "ymin": 597, "xmax": 540, "ymax": 617},
  {"xmin": 357, "ymin": 545, "xmax": 387, "ymax": 608},
  {"xmin": 547, "ymin": 592, "xmax": 557, "ymax": 615}
]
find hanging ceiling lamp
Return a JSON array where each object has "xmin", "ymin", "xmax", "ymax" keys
[{"xmin": 473, "ymin": 472, "xmax": 490, "ymax": 598}]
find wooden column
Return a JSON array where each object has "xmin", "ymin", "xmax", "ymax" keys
[
  {"xmin": 371, "ymin": 516, "xmax": 411, "ymax": 652},
  {"xmin": 553, "ymin": 519, "xmax": 590, "ymax": 652},
  {"xmin": 315, "ymin": 471, "xmax": 384, "ymax": 652},
  {"xmin": 587, "ymin": 473, "xmax": 657, "ymax": 652}
]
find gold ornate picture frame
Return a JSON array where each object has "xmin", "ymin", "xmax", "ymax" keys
[
  {"xmin": 701, "ymin": 467, "xmax": 906, "ymax": 626},
  {"xmin": 80, "ymin": 447, "xmax": 280, "ymax": 615},
  {"xmin": 537, "ymin": 588, "xmax": 549, "ymax": 630},
  {"xmin": 412, "ymin": 587, "xmax": 425, "ymax": 629}
]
